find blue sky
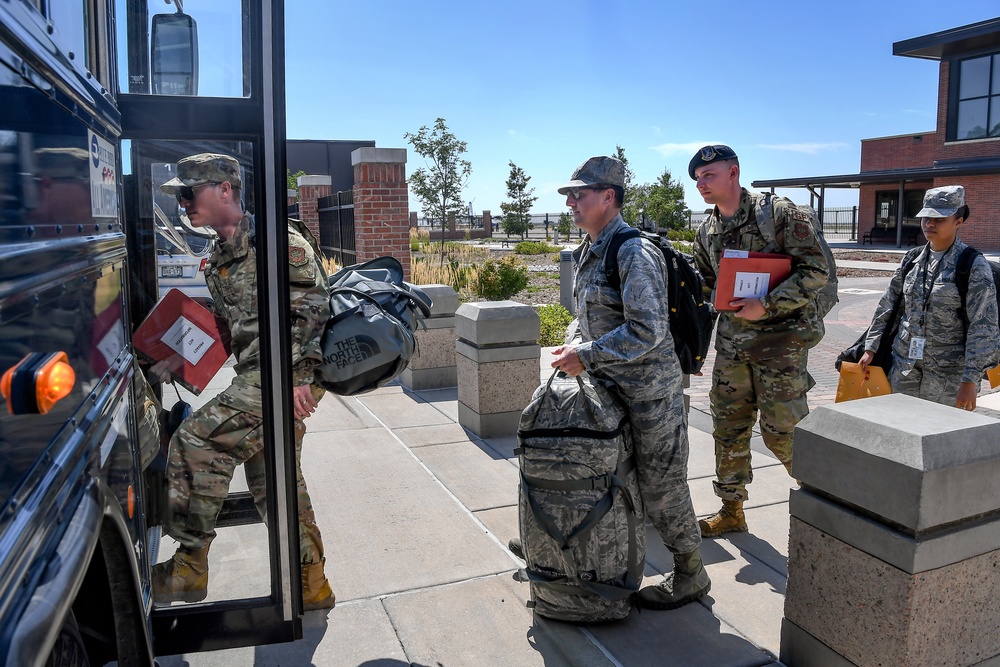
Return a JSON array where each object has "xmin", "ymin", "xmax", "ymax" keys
[{"xmin": 284, "ymin": 2, "xmax": 1000, "ymax": 216}]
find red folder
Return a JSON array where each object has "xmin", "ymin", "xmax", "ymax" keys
[
  {"xmin": 714, "ymin": 251, "xmax": 792, "ymax": 311},
  {"xmin": 134, "ymin": 289, "xmax": 232, "ymax": 394}
]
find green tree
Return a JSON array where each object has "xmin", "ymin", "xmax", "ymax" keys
[
  {"xmin": 286, "ymin": 169, "xmax": 306, "ymax": 192},
  {"xmin": 557, "ymin": 211, "xmax": 573, "ymax": 241},
  {"xmin": 614, "ymin": 145, "xmax": 641, "ymax": 224},
  {"xmin": 405, "ymin": 118, "xmax": 472, "ymax": 261},
  {"xmin": 645, "ymin": 169, "xmax": 690, "ymax": 231},
  {"xmin": 499, "ymin": 161, "xmax": 538, "ymax": 240}
]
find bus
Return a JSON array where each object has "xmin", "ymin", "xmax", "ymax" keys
[{"xmin": 0, "ymin": 0, "xmax": 311, "ymax": 663}]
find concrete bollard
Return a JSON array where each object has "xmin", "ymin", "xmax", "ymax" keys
[
  {"xmin": 559, "ymin": 249, "xmax": 575, "ymax": 315},
  {"xmin": 456, "ymin": 301, "xmax": 540, "ymax": 437},
  {"xmin": 781, "ymin": 393, "xmax": 1000, "ymax": 667},
  {"xmin": 399, "ymin": 284, "xmax": 458, "ymax": 391}
]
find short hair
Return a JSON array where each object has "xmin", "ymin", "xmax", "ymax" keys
[
  {"xmin": 958, "ymin": 204, "xmax": 971, "ymax": 221},
  {"xmin": 610, "ymin": 185, "xmax": 624, "ymax": 208}
]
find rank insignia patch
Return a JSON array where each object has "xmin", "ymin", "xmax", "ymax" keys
[
  {"xmin": 289, "ymin": 246, "xmax": 307, "ymax": 266},
  {"xmin": 793, "ymin": 221, "xmax": 811, "ymax": 241}
]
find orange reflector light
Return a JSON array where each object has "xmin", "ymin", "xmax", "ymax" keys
[
  {"xmin": 0, "ymin": 351, "xmax": 76, "ymax": 415},
  {"xmin": 128, "ymin": 485, "xmax": 135, "ymax": 519}
]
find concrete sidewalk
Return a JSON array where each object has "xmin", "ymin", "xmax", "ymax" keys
[{"xmin": 159, "ymin": 351, "xmax": 792, "ymax": 667}]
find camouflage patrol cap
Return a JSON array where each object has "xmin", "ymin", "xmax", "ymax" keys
[
  {"xmin": 557, "ymin": 156, "xmax": 626, "ymax": 194},
  {"xmin": 688, "ymin": 145, "xmax": 739, "ymax": 180},
  {"xmin": 34, "ymin": 147, "xmax": 90, "ymax": 181},
  {"xmin": 159, "ymin": 152, "xmax": 242, "ymax": 194},
  {"xmin": 916, "ymin": 185, "xmax": 965, "ymax": 218}
]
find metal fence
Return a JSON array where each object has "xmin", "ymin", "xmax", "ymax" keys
[
  {"xmin": 318, "ymin": 190, "xmax": 356, "ymax": 266},
  {"xmin": 414, "ymin": 206, "xmax": 859, "ymax": 242}
]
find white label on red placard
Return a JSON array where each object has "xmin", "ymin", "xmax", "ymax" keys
[
  {"xmin": 161, "ymin": 315, "xmax": 214, "ymax": 365},
  {"xmin": 733, "ymin": 272, "xmax": 771, "ymax": 299}
]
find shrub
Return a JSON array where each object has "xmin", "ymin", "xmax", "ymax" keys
[
  {"xmin": 474, "ymin": 255, "xmax": 529, "ymax": 301},
  {"xmin": 666, "ymin": 228, "xmax": 697, "ymax": 242},
  {"xmin": 536, "ymin": 304, "xmax": 574, "ymax": 347},
  {"xmin": 515, "ymin": 240, "xmax": 562, "ymax": 255}
]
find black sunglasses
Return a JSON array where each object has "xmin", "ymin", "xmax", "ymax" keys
[
  {"xmin": 567, "ymin": 185, "xmax": 612, "ymax": 200},
  {"xmin": 175, "ymin": 181, "xmax": 219, "ymax": 205}
]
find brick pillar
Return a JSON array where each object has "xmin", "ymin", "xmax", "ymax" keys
[
  {"xmin": 296, "ymin": 175, "xmax": 332, "ymax": 241},
  {"xmin": 352, "ymin": 147, "xmax": 410, "ymax": 279},
  {"xmin": 287, "ymin": 189, "xmax": 297, "ymax": 209}
]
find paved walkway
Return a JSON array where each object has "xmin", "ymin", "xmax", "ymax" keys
[{"xmin": 156, "ymin": 267, "xmax": 999, "ymax": 667}]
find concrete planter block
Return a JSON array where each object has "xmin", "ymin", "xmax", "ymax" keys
[
  {"xmin": 455, "ymin": 301, "xmax": 540, "ymax": 348},
  {"xmin": 455, "ymin": 301, "xmax": 541, "ymax": 437},
  {"xmin": 400, "ymin": 284, "xmax": 458, "ymax": 391},
  {"xmin": 781, "ymin": 393, "xmax": 1000, "ymax": 667}
]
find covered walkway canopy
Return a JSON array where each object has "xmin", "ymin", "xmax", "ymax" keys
[{"xmin": 751, "ymin": 157, "xmax": 1000, "ymax": 247}]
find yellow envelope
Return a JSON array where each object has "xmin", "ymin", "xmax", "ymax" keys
[
  {"xmin": 988, "ymin": 364, "xmax": 1000, "ymax": 389},
  {"xmin": 835, "ymin": 362, "xmax": 891, "ymax": 403}
]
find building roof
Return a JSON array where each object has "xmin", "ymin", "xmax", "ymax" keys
[
  {"xmin": 893, "ymin": 17, "xmax": 1000, "ymax": 60},
  {"xmin": 752, "ymin": 157, "xmax": 1000, "ymax": 191}
]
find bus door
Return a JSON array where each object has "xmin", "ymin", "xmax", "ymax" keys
[{"xmin": 117, "ymin": 0, "xmax": 305, "ymax": 655}]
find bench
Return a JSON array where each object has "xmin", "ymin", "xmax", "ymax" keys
[{"xmin": 862, "ymin": 227, "xmax": 919, "ymax": 246}]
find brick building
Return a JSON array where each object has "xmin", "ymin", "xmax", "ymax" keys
[{"xmin": 754, "ymin": 17, "xmax": 1000, "ymax": 250}]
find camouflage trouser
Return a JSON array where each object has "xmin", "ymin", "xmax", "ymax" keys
[
  {"xmin": 710, "ymin": 348, "xmax": 814, "ymax": 502},
  {"xmin": 628, "ymin": 395, "xmax": 701, "ymax": 555},
  {"xmin": 888, "ymin": 353, "xmax": 960, "ymax": 407},
  {"xmin": 165, "ymin": 385, "xmax": 326, "ymax": 564}
]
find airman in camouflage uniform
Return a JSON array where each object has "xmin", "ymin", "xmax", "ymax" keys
[
  {"xmin": 690, "ymin": 145, "xmax": 829, "ymax": 537},
  {"xmin": 150, "ymin": 153, "xmax": 335, "ymax": 610},
  {"xmin": 862, "ymin": 186, "xmax": 999, "ymax": 409},
  {"xmin": 546, "ymin": 156, "xmax": 710, "ymax": 611}
]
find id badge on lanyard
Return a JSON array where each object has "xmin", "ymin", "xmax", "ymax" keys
[{"xmin": 910, "ymin": 250, "xmax": 940, "ymax": 361}]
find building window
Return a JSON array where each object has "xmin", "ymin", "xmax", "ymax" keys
[
  {"xmin": 874, "ymin": 190, "xmax": 925, "ymax": 229},
  {"xmin": 954, "ymin": 52, "xmax": 1000, "ymax": 140}
]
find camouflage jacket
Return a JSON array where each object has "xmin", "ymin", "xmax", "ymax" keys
[
  {"xmin": 865, "ymin": 240, "xmax": 999, "ymax": 383},
  {"xmin": 693, "ymin": 188, "xmax": 829, "ymax": 358},
  {"xmin": 572, "ymin": 214, "xmax": 682, "ymax": 401},
  {"xmin": 206, "ymin": 212, "xmax": 330, "ymax": 411}
]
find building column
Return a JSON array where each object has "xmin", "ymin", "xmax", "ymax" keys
[
  {"xmin": 352, "ymin": 147, "xmax": 410, "ymax": 279},
  {"xmin": 295, "ymin": 174, "xmax": 332, "ymax": 241}
]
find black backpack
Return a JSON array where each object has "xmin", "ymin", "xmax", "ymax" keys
[
  {"xmin": 605, "ymin": 228, "xmax": 715, "ymax": 374},
  {"xmin": 955, "ymin": 246, "xmax": 1000, "ymax": 334}
]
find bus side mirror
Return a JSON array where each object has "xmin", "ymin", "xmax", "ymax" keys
[{"xmin": 151, "ymin": 12, "xmax": 198, "ymax": 95}]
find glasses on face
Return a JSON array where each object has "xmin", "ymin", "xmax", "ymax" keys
[
  {"xmin": 567, "ymin": 185, "xmax": 610, "ymax": 200},
  {"xmin": 175, "ymin": 182, "xmax": 219, "ymax": 205}
]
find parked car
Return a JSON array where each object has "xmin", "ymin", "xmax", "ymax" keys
[{"xmin": 155, "ymin": 204, "xmax": 214, "ymax": 301}]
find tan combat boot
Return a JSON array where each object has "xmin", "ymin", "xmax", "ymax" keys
[
  {"xmin": 151, "ymin": 545, "xmax": 210, "ymax": 604},
  {"xmin": 302, "ymin": 558, "xmax": 335, "ymax": 611},
  {"xmin": 698, "ymin": 499, "xmax": 748, "ymax": 537},
  {"xmin": 637, "ymin": 549, "xmax": 712, "ymax": 610}
]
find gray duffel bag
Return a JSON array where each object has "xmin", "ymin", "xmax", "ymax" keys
[
  {"xmin": 317, "ymin": 257, "xmax": 432, "ymax": 396},
  {"xmin": 514, "ymin": 370, "xmax": 645, "ymax": 622}
]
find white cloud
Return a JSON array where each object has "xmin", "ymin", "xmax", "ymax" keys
[
  {"xmin": 650, "ymin": 141, "xmax": 722, "ymax": 156},
  {"xmin": 756, "ymin": 142, "xmax": 849, "ymax": 154},
  {"xmin": 507, "ymin": 129, "xmax": 526, "ymax": 141},
  {"xmin": 651, "ymin": 125, "xmax": 663, "ymax": 137}
]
